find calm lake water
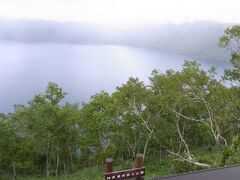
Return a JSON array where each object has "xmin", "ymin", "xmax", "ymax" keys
[{"xmin": 0, "ymin": 41, "xmax": 229, "ymax": 113}]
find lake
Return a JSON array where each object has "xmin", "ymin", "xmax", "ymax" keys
[{"xmin": 0, "ymin": 41, "xmax": 229, "ymax": 113}]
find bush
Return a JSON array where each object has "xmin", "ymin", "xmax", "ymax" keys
[
  {"xmin": 219, "ymin": 147, "xmax": 235, "ymax": 167},
  {"xmin": 173, "ymin": 160, "xmax": 198, "ymax": 173},
  {"xmin": 197, "ymin": 155, "xmax": 213, "ymax": 165}
]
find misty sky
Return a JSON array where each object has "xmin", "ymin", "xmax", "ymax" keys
[{"xmin": 0, "ymin": 0, "xmax": 240, "ymax": 29}]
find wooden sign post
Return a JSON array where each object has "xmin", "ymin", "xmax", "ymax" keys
[{"xmin": 105, "ymin": 153, "xmax": 145, "ymax": 180}]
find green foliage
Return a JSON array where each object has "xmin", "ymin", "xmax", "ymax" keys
[
  {"xmin": 219, "ymin": 25, "xmax": 240, "ymax": 83},
  {"xmin": 173, "ymin": 160, "xmax": 200, "ymax": 174},
  {"xmin": 1, "ymin": 25, "xmax": 240, "ymax": 178},
  {"xmin": 219, "ymin": 147, "xmax": 235, "ymax": 167}
]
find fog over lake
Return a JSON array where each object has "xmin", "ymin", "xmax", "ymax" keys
[{"xmin": 0, "ymin": 40, "xmax": 230, "ymax": 113}]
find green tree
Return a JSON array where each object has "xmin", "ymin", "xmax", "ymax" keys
[
  {"xmin": 80, "ymin": 91, "xmax": 116, "ymax": 166},
  {"xmin": 112, "ymin": 77, "xmax": 157, "ymax": 160},
  {"xmin": 12, "ymin": 82, "xmax": 69, "ymax": 176},
  {"xmin": 219, "ymin": 25, "xmax": 240, "ymax": 84},
  {"xmin": 219, "ymin": 25, "xmax": 240, "ymax": 144}
]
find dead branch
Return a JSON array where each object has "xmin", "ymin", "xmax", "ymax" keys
[{"xmin": 167, "ymin": 150, "xmax": 211, "ymax": 168}]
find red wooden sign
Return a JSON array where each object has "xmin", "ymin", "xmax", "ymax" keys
[
  {"xmin": 105, "ymin": 154, "xmax": 145, "ymax": 180},
  {"xmin": 105, "ymin": 167, "xmax": 145, "ymax": 180}
]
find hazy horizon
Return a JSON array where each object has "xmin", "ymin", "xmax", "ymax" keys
[{"xmin": 0, "ymin": 0, "xmax": 240, "ymax": 29}]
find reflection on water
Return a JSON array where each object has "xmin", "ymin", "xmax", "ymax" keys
[{"xmin": 0, "ymin": 41, "xmax": 229, "ymax": 113}]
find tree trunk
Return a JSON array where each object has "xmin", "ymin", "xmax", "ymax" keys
[
  {"xmin": 178, "ymin": 139, "xmax": 182, "ymax": 154},
  {"xmin": 68, "ymin": 145, "xmax": 74, "ymax": 171},
  {"xmin": 64, "ymin": 162, "xmax": 67, "ymax": 176},
  {"xmin": 46, "ymin": 151, "xmax": 49, "ymax": 177},
  {"xmin": 167, "ymin": 150, "xmax": 211, "ymax": 168},
  {"xmin": 12, "ymin": 161, "xmax": 17, "ymax": 180},
  {"xmin": 159, "ymin": 145, "xmax": 162, "ymax": 159},
  {"xmin": 45, "ymin": 143, "xmax": 51, "ymax": 177},
  {"xmin": 143, "ymin": 131, "xmax": 152, "ymax": 161},
  {"xmin": 55, "ymin": 146, "xmax": 59, "ymax": 176},
  {"xmin": 176, "ymin": 118, "xmax": 191, "ymax": 159},
  {"xmin": 167, "ymin": 114, "xmax": 211, "ymax": 168}
]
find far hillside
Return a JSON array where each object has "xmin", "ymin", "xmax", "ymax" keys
[{"xmin": 0, "ymin": 20, "xmax": 234, "ymax": 61}]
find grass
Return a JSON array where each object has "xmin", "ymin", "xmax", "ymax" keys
[
  {"xmin": 15, "ymin": 157, "xmax": 177, "ymax": 180},
  {"xmin": 13, "ymin": 149, "xmax": 240, "ymax": 180}
]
